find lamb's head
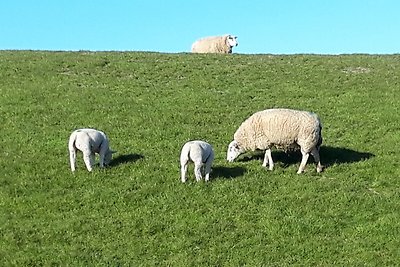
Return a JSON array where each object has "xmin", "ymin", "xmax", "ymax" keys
[
  {"xmin": 227, "ymin": 140, "xmax": 244, "ymax": 162},
  {"xmin": 104, "ymin": 149, "xmax": 116, "ymax": 165},
  {"xmin": 225, "ymin": 35, "xmax": 238, "ymax": 48}
]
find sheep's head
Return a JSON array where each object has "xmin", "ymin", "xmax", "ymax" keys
[
  {"xmin": 104, "ymin": 149, "xmax": 116, "ymax": 165},
  {"xmin": 227, "ymin": 140, "xmax": 244, "ymax": 162},
  {"xmin": 226, "ymin": 35, "xmax": 238, "ymax": 48}
]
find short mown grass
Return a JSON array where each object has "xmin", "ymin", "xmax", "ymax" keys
[{"xmin": 1, "ymin": 51, "xmax": 400, "ymax": 266}]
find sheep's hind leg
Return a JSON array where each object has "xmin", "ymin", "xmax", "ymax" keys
[
  {"xmin": 204, "ymin": 163, "xmax": 212, "ymax": 182},
  {"xmin": 297, "ymin": 150, "xmax": 310, "ymax": 174},
  {"xmin": 310, "ymin": 147, "xmax": 323, "ymax": 173},
  {"xmin": 181, "ymin": 162, "xmax": 188, "ymax": 183},
  {"xmin": 83, "ymin": 152, "xmax": 94, "ymax": 172},
  {"xmin": 69, "ymin": 149, "xmax": 77, "ymax": 172},
  {"xmin": 263, "ymin": 149, "xmax": 274, "ymax": 170},
  {"xmin": 194, "ymin": 163, "xmax": 203, "ymax": 182},
  {"xmin": 204, "ymin": 152, "xmax": 214, "ymax": 182}
]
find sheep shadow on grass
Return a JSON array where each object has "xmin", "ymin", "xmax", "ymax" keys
[
  {"xmin": 238, "ymin": 146, "xmax": 374, "ymax": 169},
  {"xmin": 319, "ymin": 146, "xmax": 374, "ymax": 167},
  {"xmin": 109, "ymin": 153, "xmax": 144, "ymax": 167},
  {"xmin": 212, "ymin": 165, "xmax": 246, "ymax": 180}
]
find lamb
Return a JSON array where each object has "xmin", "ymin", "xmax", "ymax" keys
[
  {"xmin": 191, "ymin": 34, "xmax": 238, "ymax": 54},
  {"xmin": 180, "ymin": 140, "xmax": 214, "ymax": 182},
  {"xmin": 68, "ymin": 128, "xmax": 115, "ymax": 172},
  {"xmin": 226, "ymin": 108, "xmax": 323, "ymax": 174}
]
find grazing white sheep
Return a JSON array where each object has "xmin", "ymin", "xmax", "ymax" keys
[
  {"xmin": 227, "ymin": 108, "xmax": 323, "ymax": 174},
  {"xmin": 180, "ymin": 140, "xmax": 214, "ymax": 182},
  {"xmin": 191, "ymin": 34, "xmax": 238, "ymax": 54},
  {"xmin": 68, "ymin": 128, "xmax": 115, "ymax": 172}
]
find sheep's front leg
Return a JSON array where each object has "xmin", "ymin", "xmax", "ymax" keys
[
  {"xmin": 297, "ymin": 150, "xmax": 310, "ymax": 174},
  {"xmin": 83, "ymin": 151, "xmax": 94, "ymax": 172},
  {"xmin": 310, "ymin": 147, "xmax": 323, "ymax": 173},
  {"xmin": 263, "ymin": 149, "xmax": 274, "ymax": 170},
  {"xmin": 194, "ymin": 162, "xmax": 203, "ymax": 182}
]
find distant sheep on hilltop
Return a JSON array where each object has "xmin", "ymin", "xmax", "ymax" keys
[{"xmin": 191, "ymin": 34, "xmax": 238, "ymax": 54}]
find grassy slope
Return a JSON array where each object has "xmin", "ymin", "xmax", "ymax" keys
[{"xmin": 1, "ymin": 51, "xmax": 399, "ymax": 266}]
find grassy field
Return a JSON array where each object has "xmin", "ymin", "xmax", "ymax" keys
[{"xmin": 1, "ymin": 51, "xmax": 399, "ymax": 266}]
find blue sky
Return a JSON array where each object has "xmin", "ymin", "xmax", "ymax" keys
[{"xmin": 1, "ymin": 1, "xmax": 399, "ymax": 54}]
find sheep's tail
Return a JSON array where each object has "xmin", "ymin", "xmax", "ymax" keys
[
  {"xmin": 180, "ymin": 143, "xmax": 191, "ymax": 164},
  {"xmin": 68, "ymin": 130, "xmax": 78, "ymax": 152}
]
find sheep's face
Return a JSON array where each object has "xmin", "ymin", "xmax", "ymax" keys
[
  {"xmin": 227, "ymin": 140, "xmax": 243, "ymax": 162},
  {"xmin": 227, "ymin": 35, "xmax": 238, "ymax": 48}
]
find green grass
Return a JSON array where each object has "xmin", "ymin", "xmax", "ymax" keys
[{"xmin": 1, "ymin": 51, "xmax": 400, "ymax": 266}]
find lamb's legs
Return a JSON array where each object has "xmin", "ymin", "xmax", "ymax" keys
[
  {"xmin": 99, "ymin": 152, "xmax": 105, "ymax": 168},
  {"xmin": 310, "ymin": 147, "xmax": 323, "ymax": 173},
  {"xmin": 181, "ymin": 163, "xmax": 188, "ymax": 183},
  {"xmin": 297, "ymin": 150, "xmax": 310, "ymax": 174},
  {"xmin": 263, "ymin": 149, "xmax": 274, "ymax": 170},
  {"xmin": 194, "ymin": 163, "xmax": 203, "ymax": 182},
  {"xmin": 204, "ymin": 163, "xmax": 211, "ymax": 182},
  {"xmin": 83, "ymin": 152, "xmax": 94, "ymax": 172},
  {"xmin": 204, "ymin": 152, "xmax": 214, "ymax": 182},
  {"xmin": 99, "ymin": 144, "xmax": 109, "ymax": 168},
  {"xmin": 69, "ymin": 149, "xmax": 76, "ymax": 172}
]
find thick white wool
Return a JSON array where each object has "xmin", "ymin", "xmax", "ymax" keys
[
  {"xmin": 235, "ymin": 109, "xmax": 321, "ymax": 152},
  {"xmin": 227, "ymin": 108, "xmax": 323, "ymax": 173}
]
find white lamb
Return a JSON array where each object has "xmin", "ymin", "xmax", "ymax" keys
[
  {"xmin": 68, "ymin": 128, "xmax": 115, "ymax": 172},
  {"xmin": 180, "ymin": 140, "xmax": 215, "ymax": 182},
  {"xmin": 191, "ymin": 34, "xmax": 238, "ymax": 54},
  {"xmin": 227, "ymin": 108, "xmax": 323, "ymax": 174}
]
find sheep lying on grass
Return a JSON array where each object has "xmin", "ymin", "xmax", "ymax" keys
[
  {"xmin": 68, "ymin": 128, "xmax": 115, "ymax": 172},
  {"xmin": 227, "ymin": 108, "xmax": 323, "ymax": 174},
  {"xmin": 180, "ymin": 140, "xmax": 214, "ymax": 182},
  {"xmin": 191, "ymin": 34, "xmax": 238, "ymax": 54}
]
